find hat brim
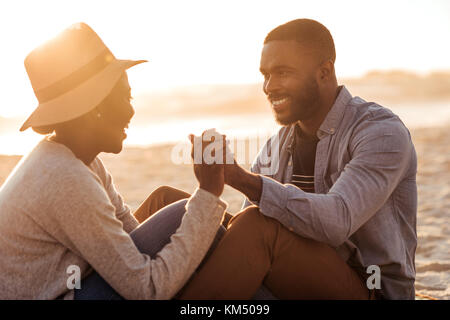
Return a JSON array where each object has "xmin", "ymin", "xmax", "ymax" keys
[{"xmin": 20, "ymin": 59, "xmax": 147, "ymax": 131}]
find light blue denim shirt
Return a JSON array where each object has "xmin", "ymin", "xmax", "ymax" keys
[{"xmin": 244, "ymin": 86, "xmax": 417, "ymax": 299}]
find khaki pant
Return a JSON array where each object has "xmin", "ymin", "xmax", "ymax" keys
[
  {"xmin": 133, "ymin": 185, "xmax": 233, "ymax": 227},
  {"xmin": 134, "ymin": 186, "xmax": 376, "ymax": 300},
  {"xmin": 133, "ymin": 185, "xmax": 191, "ymax": 223}
]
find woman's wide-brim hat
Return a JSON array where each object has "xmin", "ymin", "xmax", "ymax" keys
[{"xmin": 20, "ymin": 22, "xmax": 147, "ymax": 131}]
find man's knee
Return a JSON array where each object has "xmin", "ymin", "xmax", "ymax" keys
[
  {"xmin": 151, "ymin": 185, "xmax": 190, "ymax": 206},
  {"xmin": 228, "ymin": 206, "xmax": 270, "ymax": 231},
  {"xmin": 151, "ymin": 185, "xmax": 178, "ymax": 198},
  {"xmin": 135, "ymin": 186, "xmax": 187, "ymax": 223}
]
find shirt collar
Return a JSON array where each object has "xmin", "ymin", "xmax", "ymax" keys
[
  {"xmin": 286, "ymin": 85, "xmax": 353, "ymax": 152},
  {"xmin": 317, "ymin": 85, "xmax": 352, "ymax": 139}
]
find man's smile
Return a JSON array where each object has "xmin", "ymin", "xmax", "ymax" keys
[{"xmin": 270, "ymin": 96, "xmax": 291, "ymax": 113}]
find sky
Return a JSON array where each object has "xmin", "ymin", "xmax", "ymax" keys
[{"xmin": 0, "ymin": 0, "xmax": 449, "ymax": 119}]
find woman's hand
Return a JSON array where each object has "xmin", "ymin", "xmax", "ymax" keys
[{"xmin": 189, "ymin": 129, "xmax": 225, "ymax": 197}]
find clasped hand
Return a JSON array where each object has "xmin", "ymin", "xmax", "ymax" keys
[{"xmin": 189, "ymin": 129, "xmax": 237, "ymax": 197}]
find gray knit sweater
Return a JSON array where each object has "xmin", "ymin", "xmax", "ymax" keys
[{"xmin": 0, "ymin": 138, "xmax": 226, "ymax": 299}]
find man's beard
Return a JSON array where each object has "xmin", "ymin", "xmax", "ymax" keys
[{"xmin": 274, "ymin": 78, "xmax": 321, "ymax": 126}]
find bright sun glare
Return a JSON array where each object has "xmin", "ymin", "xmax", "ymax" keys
[{"xmin": 0, "ymin": 0, "xmax": 449, "ymax": 154}]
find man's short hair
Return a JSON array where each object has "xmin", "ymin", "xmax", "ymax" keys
[{"xmin": 264, "ymin": 19, "xmax": 336, "ymax": 63}]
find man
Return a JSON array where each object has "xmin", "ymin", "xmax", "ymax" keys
[{"xmin": 177, "ymin": 19, "xmax": 417, "ymax": 299}]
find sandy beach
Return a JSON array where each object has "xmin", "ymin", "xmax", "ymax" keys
[{"xmin": 0, "ymin": 124, "xmax": 449, "ymax": 300}]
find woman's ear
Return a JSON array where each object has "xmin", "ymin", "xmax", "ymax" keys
[
  {"xmin": 79, "ymin": 107, "xmax": 103, "ymax": 131},
  {"xmin": 90, "ymin": 107, "xmax": 103, "ymax": 120}
]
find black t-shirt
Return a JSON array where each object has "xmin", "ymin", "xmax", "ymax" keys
[{"xmin": 291, "ymin": 124, "xmax": 319, "ymax": 193}]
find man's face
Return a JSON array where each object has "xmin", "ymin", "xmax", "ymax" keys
[
  {"xmin": 96, "ymin": 73, "xmax": 135, "ymax": 154},
  {"xmin": 260, "ymin": 40, "xmax": 321, "ymax": 125}
]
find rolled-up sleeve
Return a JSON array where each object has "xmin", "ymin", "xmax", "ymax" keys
[
  {"xmin": 258, "ymin": 118, "xmax": 414, "ymax": 247},
  {"xmin": 241, "ymin": 160, "xmax": 261, "ymax": 209}
]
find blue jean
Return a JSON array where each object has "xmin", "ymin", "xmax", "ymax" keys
[{"xmin": 74, "ymin": 199, "xmax": 275, "ymax": 300}]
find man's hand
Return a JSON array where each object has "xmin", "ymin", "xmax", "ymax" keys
[
  {"xmin": 189, "ymin": 130, "xmax": 225, "ymax": 197},
  {"xmin": 219, "ymin": 134, "xmax": 263, "ymax": 202},
  {"xmin": 190, "ymin": 129, "xmax": 263, "ymax": 202}
]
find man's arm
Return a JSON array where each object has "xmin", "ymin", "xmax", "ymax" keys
[
  {"xmin": 228, "ymin": 165, "xmax": 263, "ymax": 203},
  {"xmin": 227, "ymin": 119, "xmax": 415, "ymax": 247}
]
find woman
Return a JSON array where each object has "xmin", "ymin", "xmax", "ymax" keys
[{"xmin": 0, "ymin": 23, "xmax": 227, "ymax": 300}]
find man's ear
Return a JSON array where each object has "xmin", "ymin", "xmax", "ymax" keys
[{"xmin": 317, "ymin": 60, "xmax": 335, "ymax": 82}]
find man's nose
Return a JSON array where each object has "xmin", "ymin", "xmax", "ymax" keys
[{"xmin": 263, "ymin": 75, "xmax": 281, "ymax": 95}]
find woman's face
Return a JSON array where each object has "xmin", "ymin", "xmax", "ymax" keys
[{"xmin": 95, "ymin": 73, "xmax": 135, "ymax": 154}]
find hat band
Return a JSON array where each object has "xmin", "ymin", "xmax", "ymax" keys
[{"xmin": 35, "ymin": 49, "xmax": 115, "ymax": 104}]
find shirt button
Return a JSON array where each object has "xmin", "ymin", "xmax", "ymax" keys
[
  {"xmin": 330, "ymin": 128, "xmax": 335, "ymax": 134},
  {"xmin": 289, "ymin": 227, "xmax": 294, "ymax": 232}
]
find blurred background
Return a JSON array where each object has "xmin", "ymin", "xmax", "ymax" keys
[
  {"xmin": 0, "ymin": 0, "xmax": 449, "ymax": 154},
  {"xmin": 0, "ymin": 0, "xmax": 449, "ymax": 299}
]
